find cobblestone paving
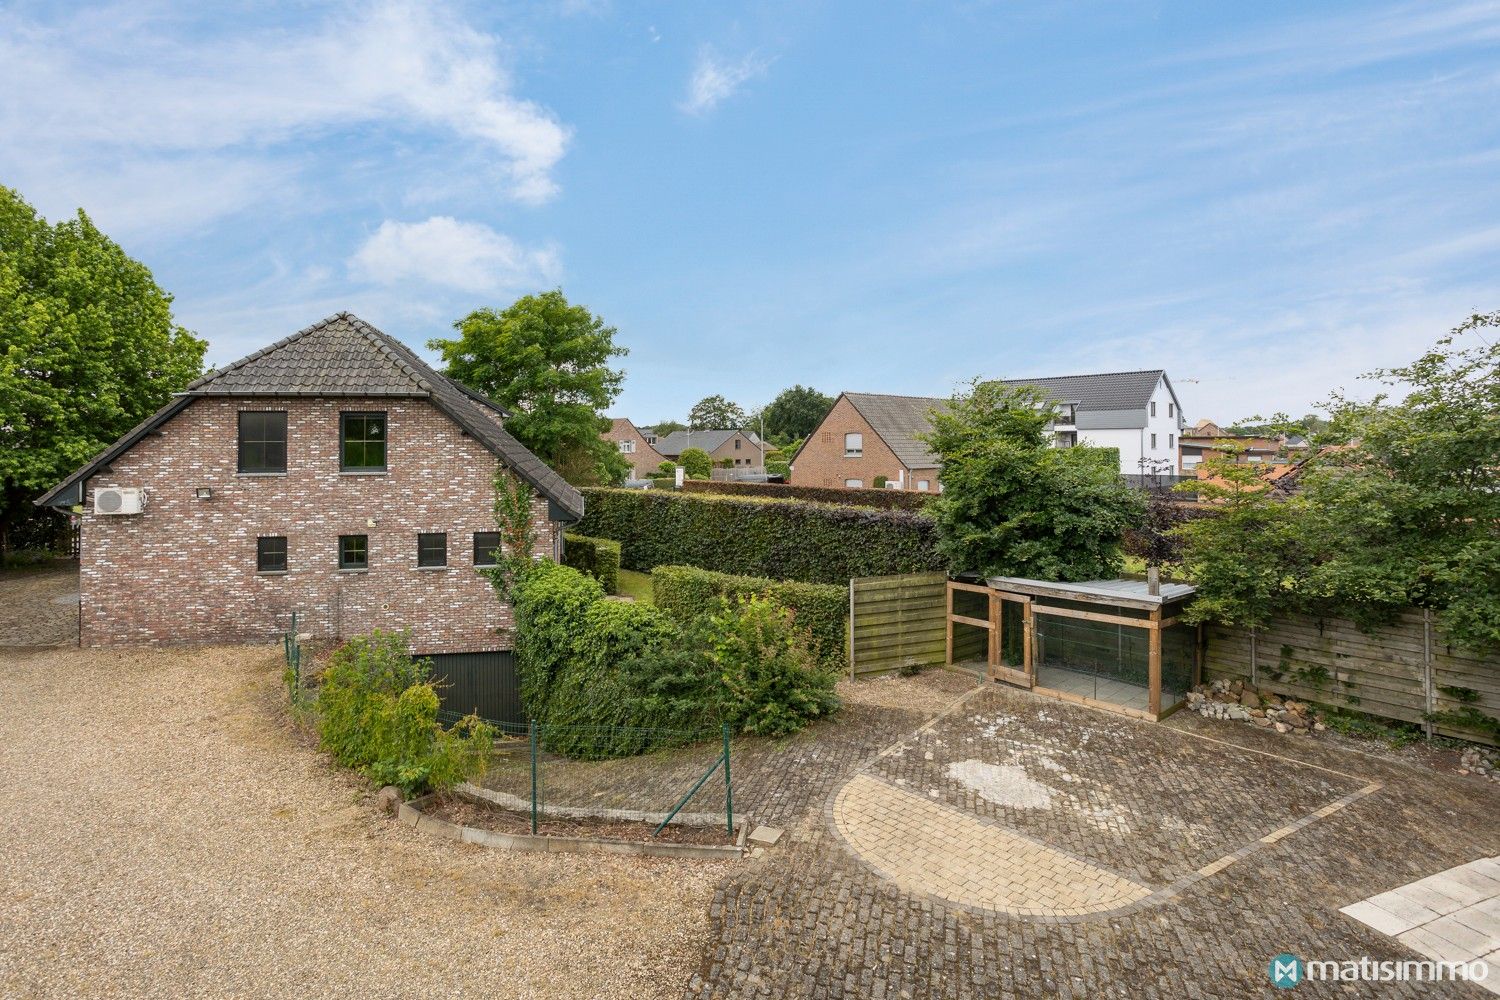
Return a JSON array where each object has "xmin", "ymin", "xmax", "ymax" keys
[
  {"xmin": 692, "ymin": 675, "xmax": 1500, "ymax": 999},
  {"xmin": 0, "ymin": 562, "xmax": 79, "ymax": 647}
]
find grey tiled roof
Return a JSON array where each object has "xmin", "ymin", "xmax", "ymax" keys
[
  {"xmin": 654, "ymin": 429, "xmax": 762, "ymax": 456},
  {"xmin": 842, "ymin": 370, "xmax": 1168, "ymax": 469},
  {"xmin": 38, "ymin": 312, "xmax": 583, "ymax": 519}
]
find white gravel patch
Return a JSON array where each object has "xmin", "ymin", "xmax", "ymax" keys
[
  {"xmin": 946, "ymin": 759, "xmax": 1055, "ymax": 809},
  {"xmin": 0, "ymin": 644, "xmax": 725, "ymax": 999}
]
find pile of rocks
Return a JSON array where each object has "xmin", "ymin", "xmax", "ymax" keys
[
  {"xmin": 1185, "ymin": 678, "xmax": 1326, "ymax": 736},
  {"xmin": 1458, "ymin": 746, "xmax": 1499, "ymax": 782}
]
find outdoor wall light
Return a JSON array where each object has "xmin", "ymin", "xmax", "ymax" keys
[{"xmin": 195, "ymin": 487, "xmax": 213, "ymax": 500}]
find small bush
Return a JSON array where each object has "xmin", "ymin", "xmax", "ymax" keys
[
  {"xmin": 651, "ymin": 564, "xmax": 846, "ymax": 669},
  {"xmin": 512, "ymin": 562, "xmax": 604, "ymax": 719},
  {"xmin": 562, "ymin": 532, "xmax": 621, "ymax": 594},
  {"xmin": 678, "ymin": 447, "xmax": 712, "ymax": 479},
  {"xmin": 316, "ymin": 630, "xmax": 493, "ymax": 797},
  {"xmin": 706, "ymin": 596, "xmax": 841, "ymax": 737}
]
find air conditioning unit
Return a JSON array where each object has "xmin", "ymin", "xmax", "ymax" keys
[{"xmin": 94, "ymin": 487, "xmax": 145, "ymax": 515}]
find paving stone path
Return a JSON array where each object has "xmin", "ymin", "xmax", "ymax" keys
[{"xmin": 691, "ymin": 674, "xmax": 1500, "ymax": 999}]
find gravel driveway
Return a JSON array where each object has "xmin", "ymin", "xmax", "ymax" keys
[{"xmin": 0, "ymin": 643, "xmax": 726, "ymax": 999}]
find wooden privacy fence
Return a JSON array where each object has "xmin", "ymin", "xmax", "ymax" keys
[
  {"xmin": 848, "ymin": 572, "xmax": 948, "ymax": 677},
  {"xmin": 1204, "ymin": 610, "xmax": 1498, "ymax": 746}
]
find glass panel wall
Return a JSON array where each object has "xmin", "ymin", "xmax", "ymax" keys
[
  {"xmin": 1160, "ymin": 622, "xmax": 1197, "ymax": 708},
  {"xmin": 1033, "ymin": 612, "xmax": 1151, "ymax": 712}
]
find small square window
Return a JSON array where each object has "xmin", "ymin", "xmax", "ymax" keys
[
  {"xmin": 473, "ymin": 532, "xmax": 502, "ymax": 567},
  {"xmin": 238, "ymin": 411, "xmax": 287, "ymax": 474},
  {"xmin": 619, "ymin": 439, "xmax": 635, "ymax": 454},
  {"xmin": 256, "ymin": 536, "xmax": 287, "ymax": 573},
  {"xmin": 844, "ymin": 433, "xmax": 863, "ymax": 457},
  {"xmin": 917, "ymin": 480, "xmax": 930, "ymax": 491},
  {"xmin": 417, "ymin": 532, "xmax": 447, "ymax": 568},
  {"xmin": 340, "ymin": 412, "xmax": 387, "ymax": 471},
  {"xmin": 339, "ymin": 534, "xmax": 368, "ymax": 570}
]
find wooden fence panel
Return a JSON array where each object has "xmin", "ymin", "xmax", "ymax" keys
[
  {"xmin": 849, "ymin": 572, "xmax": 948, "ymax": 677},
  {"xmin": 1204, "ymin": 610, "xmax": 1498, "ymax": 746}
]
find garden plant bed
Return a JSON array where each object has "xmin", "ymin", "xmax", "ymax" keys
[{"xmin": 424, "ymin": 795, "xmax": 738, "ymax": 845}]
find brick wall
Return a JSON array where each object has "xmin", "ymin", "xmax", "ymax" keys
[
  {"xmin": 79, "ymin": 396, "xmax": 559, "ymax": 653},
  {"xmin": 790, "ymin": 396, "xmax": 936, "ymax": 490},
  {"xmin": 600, "ymin": 418, "xmax": 668, "ymax": 479}
]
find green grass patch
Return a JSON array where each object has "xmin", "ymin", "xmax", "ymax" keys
[{"xmin": 616, "ymin": 569, "xmax": 654, "ymax": 603}]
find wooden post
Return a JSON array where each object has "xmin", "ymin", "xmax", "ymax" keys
[
  {"xmin": 1194, "ymin": 622, "xmax": 1205, "ymax": 688},
  {"xmin": 1148, "ymin": 607, "xmax": 1162, "ymax": 717},
  {"xmin": 1422, "ymin": 609, "xmax": 1434, "ymax": 740},
  {"xmin": 1022, "ymin": 600, "xmax": 1034, "ymax": 679},
  {"xmin": 945, "ymin": 580, "xmax": 955, "ymax": 666},
  {"xmin": 848, "ymin": 580, "xmax": 856, "ymax": 683},
  {"xmin": 987, "ymin": 591, "xmax": 1000, "ymax": 676}
]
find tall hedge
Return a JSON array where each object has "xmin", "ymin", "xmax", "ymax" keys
[
  {"xmin": 679, "ymin": 479, "xmax": 932, "ymax": 511},
  {"xmin": 562, "ymin": 533, "xmax": 621, "ymax": 594},
  {"xmin": 652, "ymin": 565, "xmax": 846, "ymax": 669},
  {"xmin": 576, "ymin": 487, "xmax": 943, "ymax": 585}
]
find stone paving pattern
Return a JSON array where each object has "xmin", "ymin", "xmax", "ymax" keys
[{"xmin": 690, "ymin": 674, "xmax": 1500, "ymax": 999}]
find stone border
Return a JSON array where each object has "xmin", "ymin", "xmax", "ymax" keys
[
  {"xmin": 457, "ymin": 782, "xmax": 725, "ymax": 827},
  {"xmin": 398, "ymin": 790, "xmax": 750, "ymax": 861}
]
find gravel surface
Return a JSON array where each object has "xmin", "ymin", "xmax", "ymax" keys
[
  {"xmin": 0, "ymin": 562, "xmax": 79, "ymax": 647},
  {"xmin": 0, "ymin": 643, "xmax": 727, "ymax": 999}
]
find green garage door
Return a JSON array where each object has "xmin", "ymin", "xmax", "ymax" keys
[{"xmin": 426, "ymin": 651, "xmax": 523, "ymax": 727}]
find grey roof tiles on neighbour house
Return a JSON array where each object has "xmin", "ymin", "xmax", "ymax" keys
[
  {"xmin": 654, "ymin": 429, "xmax": 763, "ymax": 456},
  {"xmin": 36, "ymin": 312, "xmax": 583, "ymax": 519},
  {"xmin": 840, "ymin": 370, "xmax": 1171, "ymax": 469}
]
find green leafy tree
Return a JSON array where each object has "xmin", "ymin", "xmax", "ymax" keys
[
  {"xmin": 430, "ymin": 290, "xmax": 627, "ymax": 485},
  {"xmin": 921, "ymin": 380, "xmax": 1146, "ymax": 580},
  {"xmin": 0, "ymin": 187, "xmax": 206, "ymax": 557},
  {"xmin": 688, "ymin": 394, "xmax": 746, "ymax": 430},
  {"xmin": 759, "ymin": 385, "xmax": 834, "ymax": 445},
  {"xmin": 649, "ymin": 419, "xmax": 687, "ymax": 436},
  {"xmin": 678, "ymin": 447, "xmax": 712, "ymax": 480}
]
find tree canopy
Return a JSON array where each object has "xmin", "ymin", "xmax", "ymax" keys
[
  {"xmin": 688, "ymin": 394, "xmax": 746, "ymax": 430},
  {"xmin": 649, "ymin": 419, "xmax": 687, "ymax": 436},
  {"xmin": 920, "ymin": 380, "xmax": 1146, "ymax": 581},
  {"xmin": 0, "ymin": 186, "xmax": 206, "ymax": 554},
  {"xmin": 678, "ymin": 447, "xmax": 712, "ymax": 480},
  {"xmin": 1179, "ymin": 314, "xmax": 1500, "ymax": 652},
  {"xmin": 758, "ymin": 385, "xmax": 834, "ymax": 445},
  {"xmin": 430, "ymin": 290, "xmax": 628, "ymax": 486}
]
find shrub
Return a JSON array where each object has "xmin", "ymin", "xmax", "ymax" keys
[
  {"xmin": 316, "ymin": 630, "xmax": 493, "ymax": 797},
  {"xmin": 512, "ymin": 561, "xmax": 605, "ymax": 719},
  {"xmin": 562, "ymin": 532, "xmax": 621, "ymax": 594},
  {"xmin": 648, "ymin": 476, "xmax": 677, "ymax": 491},
  {"xmin": 656, "ymin": 460, "xmax": 677, "ymax": 476},
  {"xmin": 873, "ymin": 475, "xmax": 887, "ymax": 488},
  {"xmin": 678, "ymin": 478, "xmax": 931, "ymax": 511},
  {"xmin": 705, "ymin": 596, "xmax": 840, "ymax": 737},
  {"xmin": 678, "ymin": 447, "xmax": 712, "ymax": 479},
  {"xmin": 651, "ymin": 564, "xmax": 846, "ymax": 669},
  {"xmin": 575, "ymin": 487, "xmax": 942, "ymax": 584}
]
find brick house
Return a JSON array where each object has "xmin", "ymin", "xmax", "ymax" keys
[
  {"xmin": 654, "ymin": 429, "xmax": 765, "ymax": 469},
  {"xmin": 792, "ymin": 373, "xmax": 1187, "ymax": 490},
  {"xmin": 600, "ymin": 417, "xmax": 668, "ymax": 479},
  {"xmin": 36, "ymin": 312, "xmax": 582, "ymax": 669}
]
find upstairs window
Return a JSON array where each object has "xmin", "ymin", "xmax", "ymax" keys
[
  {"xmin": 734, "ymin": 438, "xmax": 742, "ymax": 450},
  {"xmin": 417, "ymin": 532, "xmax": 447, "ymax": 568},
  {"xmin": 473, "ymin": 531, "xmax": 502, "ymax": 567},
  {"xmin": 338, "ymin": 534, "xmax": 368, "ymax": 570},
  {"xmin": 619, "ymin": 439, "xmax": 635, "ymax": 454},
  {"xmin": 1168, "ymin": 402, "xmax": 1175, "ymax": 417},
  {"xmin": 340, "ymin": 412, "xmax": 387, "ymax": 471},
  {"xmin": 844, "ymin": 433, "xmax": 863, "ymax": 457},
  {"xmin": 1150, "ymin": 401, "xmax": 1158, "ymax": 417},
  {"xmin": 1151, "ymin": 433, "xmax": 1158, "ymax": 449},
  {"xmin": 238, "ymin": 411, "xmax": 287, "ymax": 474},
  {"xmin": 256, "ymin": 536, "xmax": 287, "ymax": 573}
]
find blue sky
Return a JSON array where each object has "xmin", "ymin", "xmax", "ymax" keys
[{"xmin": 3, "ymin": 1, "xmax": 1498, "ymax": 426}]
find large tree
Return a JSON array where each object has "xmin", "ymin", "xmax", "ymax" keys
[
  {"xmin": 688, "ymin": 394, "xmax": 746, "ymax": 430},
  {"xmin": 0, "ymin": 187, "xmax": 206, "ymax": 557},
  {"xmin": 757, "ymin": 385, "xmax": 834, "ymax": 445},
  {"xmin": 921, "ymin": 380, "xmax": 1146, "ymax": 581},
  {"xmin": 431, "ymin": 290, "xmax": 629, "ymax": 486}
]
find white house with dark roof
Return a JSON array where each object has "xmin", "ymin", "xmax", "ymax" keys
[{"xmin": 790, "ymin": 370, "xmax": 1186, "ymax": 489}]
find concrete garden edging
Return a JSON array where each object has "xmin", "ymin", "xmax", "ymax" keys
[{"xmin": 398, "ymin": 789, "xmax": 751, "ymax": 861}]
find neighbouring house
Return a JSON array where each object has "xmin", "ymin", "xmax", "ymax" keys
[
  {"xmin": 791, "ymin": 371, "xmax": 1187, "ymax": 490},
  {"xmin": 1177, "ymin": 419, "xmax": 1308, "ymax": 474},
  {"xmin": 600, "ymin": 417, "xmax": 668, "ymax": 479},
  {"xmin": 654, "ymin": 428, "xmax": 766, "ymax": 469},
  {"xmin": 35, "ymin": 312, "xmax": 583, "ymax": 665}
]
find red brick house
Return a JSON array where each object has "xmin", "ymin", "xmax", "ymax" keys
[
  {"xmin": 36, "ymin": 312, "xmax": 582, "ymax": 666},
  {"xmin": 600, "ymin": 417, "xmax": 668, "ymax": 479},
  {"xmin": 654, "ymin": 429, "xmax": 765, "ymax": 469}
]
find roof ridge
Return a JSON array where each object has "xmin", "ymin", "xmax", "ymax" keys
[
  {"xmin": 184, "ymin": 311, "xmax": 351, "ymax": 392},
  {"xmin": 340, "ymin": 313, "xmax": 435, "ymax": 393},
  {"xmin": 998, "ymin": 369, "xmax": 1164, "ymax": 382}
]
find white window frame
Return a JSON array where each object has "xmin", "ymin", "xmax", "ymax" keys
[
  {"xmin": 844, "ymin": 432, "xmax": 863, "ymax": 457},
  {"xmin": 844, "ymin": 478, "xmax": 863, "ymax": 488},
  {"xmin": 917, "ymin": 480, "xmax": 930, "ymax": 492},
  {"xmin": 619, "ymin": 439, "xmax": 635, "ymax": 454}
]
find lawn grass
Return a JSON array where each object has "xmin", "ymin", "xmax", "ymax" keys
[{"xmin": 616, "ymin": 569, "xmax": 654, "ymax": 603}]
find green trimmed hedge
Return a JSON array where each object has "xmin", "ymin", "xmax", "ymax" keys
[
  {"xmin": 576, "ymin": 487, "xmax": 943, "ymax": 585},
  {"xmin": 679, "ymin": 478, "xmax": 931, "ymax": 511},
  {"xmin": 648, "ymin": 477, "xmax": 677, "ymax": 491},
  {"xmin": 562, "ymin": 532, "xmax": 620, "ymax": 594},
  {"xmin": 652, "ymin": 565, "xmax": 846, "ymax": 669}
]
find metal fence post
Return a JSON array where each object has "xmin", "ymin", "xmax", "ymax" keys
[
  {"xmin": 529, "ymin": 720, "xmax": 539, "ymax": 835},
  {"xmin": 722, "ymin": 723, "xmax": 733, "ymax": 837}
]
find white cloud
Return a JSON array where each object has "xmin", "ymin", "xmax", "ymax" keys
[
  {"xmin": 0, "ymin": 0, "xmax": 570, "ymax": 225},
  {"xmin": 349, "ymin": 217, "xmax": 560, "ymax": 293},
  {"xmin": 680, "ymin": 47, "xmax": 772, "ymax": 115}
]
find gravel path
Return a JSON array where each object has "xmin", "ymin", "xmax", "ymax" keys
[
  {"xmin": 0, "ymin": 563, "xmax": 79, "ymax": 647},
  {"xmin": 0, "ymin": 643, "xmax": 726, "ymax": 999}
]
